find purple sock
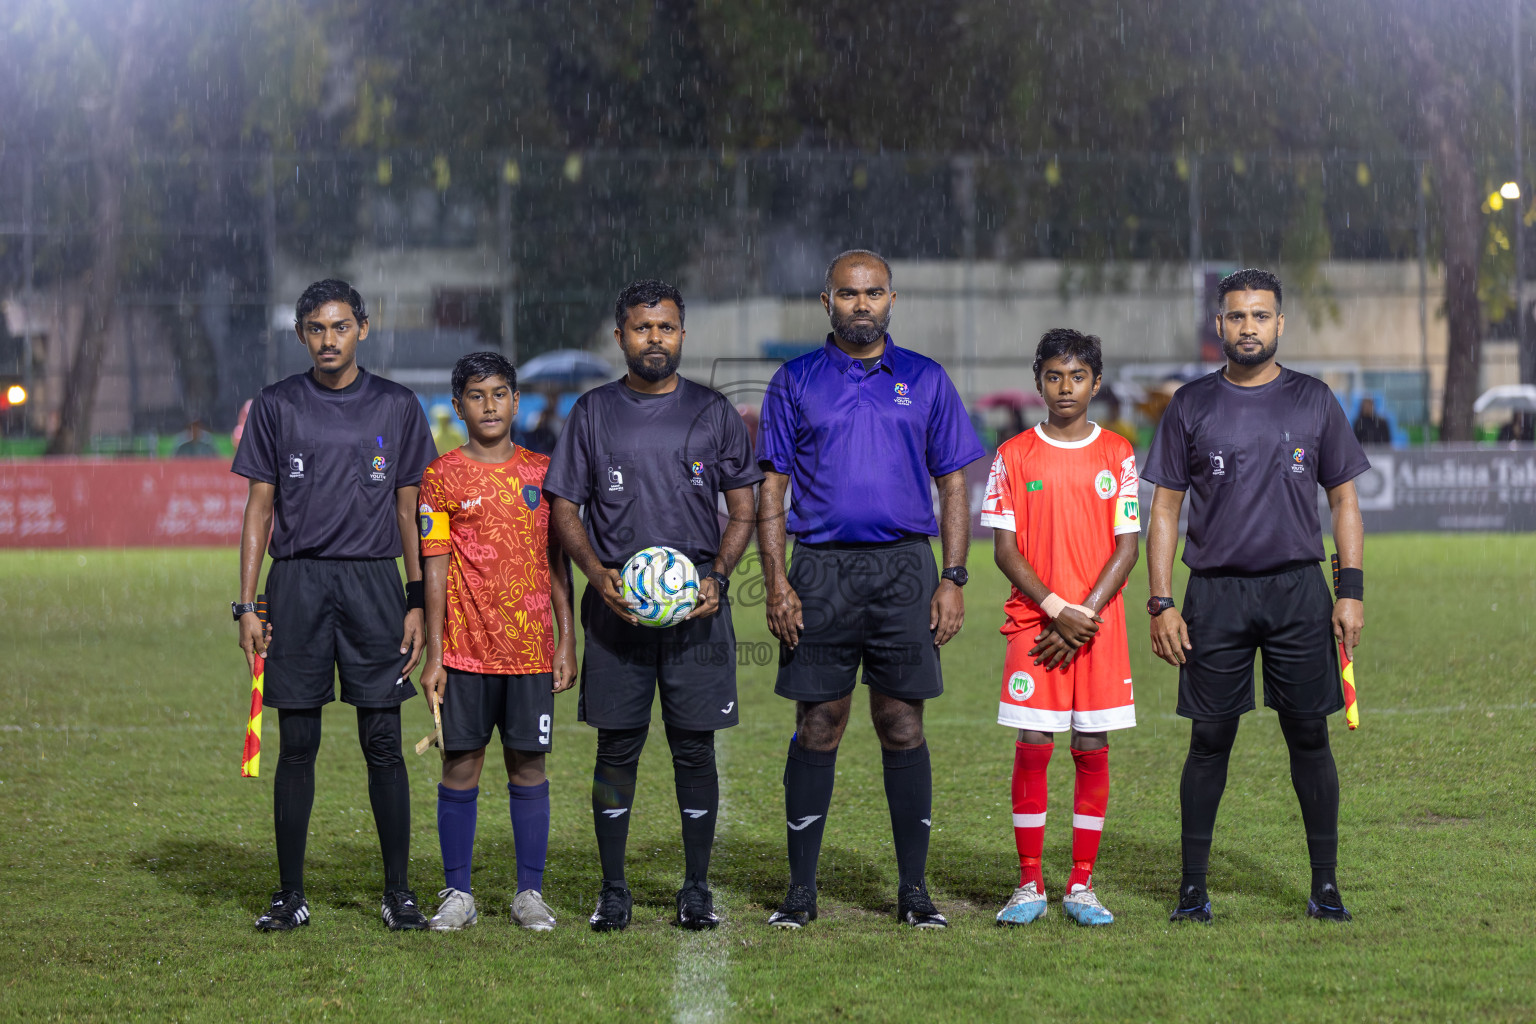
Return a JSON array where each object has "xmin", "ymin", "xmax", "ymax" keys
[
  {"xmin": 437, "ymin": 783, "xmax": 478, "ymax": 893},
  {"xmin": 508, "ymin": 780, "xmax": 550, "ymax": 894}
]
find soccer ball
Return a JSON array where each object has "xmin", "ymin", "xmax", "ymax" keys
[{"xmin": 619, "ymin": 546, "xmax": 700, "ymax": 627}]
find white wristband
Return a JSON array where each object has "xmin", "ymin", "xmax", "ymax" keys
[{"xmin": 1039, "ymin": 593, "xmax": 1068, "ymax": 619}]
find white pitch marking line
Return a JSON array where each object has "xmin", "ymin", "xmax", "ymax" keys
[{"xmin": 671, "ymin": 730, "xmax": 734, "ymax": 1024}]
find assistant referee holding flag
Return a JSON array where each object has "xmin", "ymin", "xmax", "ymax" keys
[
  {"xmin": 233, "ymin": 279, "xmax": 438, "ymax": 931},
  {"xmin": 1143, "ymin": 268, "xmax": 1369, "ymax": 924},
  {"xmin": 757, "ymin": 249, "xmax": 986, "ymax": 929}
]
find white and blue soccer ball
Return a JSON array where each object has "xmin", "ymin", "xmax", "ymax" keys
[{"xmin": 620, "ymin": 546, "xmax": 700, "ymax": 627}]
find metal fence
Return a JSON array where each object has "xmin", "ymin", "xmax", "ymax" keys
[{"xmin": 0, "ymin": 149, "xmax": 1443, "ymax": 437}]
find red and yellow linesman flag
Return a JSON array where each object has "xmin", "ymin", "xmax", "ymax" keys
[
  {"xmin": 241, "ymin": 596, "xmax": 269, "ymax": 777},
  {"xmin": 1339, "ymin": 642, "xmax": 1359, "ymax": 730},
  {"xmin": 1330, "ymin": 554, "xmax": 1359, "ymax": 730}
]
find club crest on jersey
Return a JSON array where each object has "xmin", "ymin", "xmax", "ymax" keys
[
  {"xmin": 1291, "ymin": 447, "xmax": 1307, "ymax": 474},
  {"xmin": 522, "ymin": 485, "xmax": 541, "ymax": 510},
  {"xmin": 894, "ymin": 382, "xmax": 912, "ymax": 406},
  {"xmin": 1008, "ymin": 671, "xmax": 1035, "ymax": 702},
  {"xmin": 1094, "ymin": 469, "xmax": 1116, "ymax": 499},
  {"xmin": 419, "ymin": 510, "xmax": 448, "ymax": 541}
]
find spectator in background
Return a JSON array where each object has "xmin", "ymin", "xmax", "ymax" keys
[
  {"xmin": 174, "ymin": 419, "xmax": 218, "ymax": 457},
  {"xmin": 520, "ymin": 404, "xmax": 561, "ymax": 455},
  {"xmin": 431, "ymin": 404, "xmax": 468, "ymax": 455},
  {"xmin": 1352, "ymin": 398, "xmax": 1393, "ymax": 446},
  {"xmin": 232, "ymin": 400, "xmax": 253, "ymax": 449},
  {"xmin": 1497, "ymin": 412, "xmax": 1535, "ymax": 443}
]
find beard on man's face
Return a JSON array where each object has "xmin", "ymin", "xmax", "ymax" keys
[
  {"xmin": 1222, "ymin": 335, "xmax": 1278, "ymax": 367},
  {"xmin": 626, "ymin": 347, "xmax": 680, "ymax": 382},
  {"xmin": 831, "ymin": 305, "xmax": 891, "ymax": 348}
]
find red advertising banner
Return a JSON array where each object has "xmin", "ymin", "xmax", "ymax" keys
[{"xmin": 0, "ymin": 459, "xmax": 247, "ymax": 548}]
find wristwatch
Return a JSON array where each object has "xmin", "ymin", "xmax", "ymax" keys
[
  {"xmin": 231, "ymin": 601, "xmax": 257, "ymax": 621},
  {"xmin": 704, "ymin": 570, "xmax": 731, "ymax": 595},
  {"xmin": 1146, "ymin": 596, "xmax": 1175, "ymax": 617},
  {"xmin": 941, "ymin": 567, "xmax": 969, "ymax": 587}
]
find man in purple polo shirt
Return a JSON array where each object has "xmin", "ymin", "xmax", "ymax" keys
[{"xmin": 756, "ymin": 249, "xmax": 986, "ymax": 929}]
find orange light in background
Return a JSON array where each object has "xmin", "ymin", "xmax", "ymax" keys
[{"xmin": 5, "ymin": 385, "xmax": 26, "ymax": 406}]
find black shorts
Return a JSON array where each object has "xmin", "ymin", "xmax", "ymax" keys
[
  {"xmin": 1178, "ymin": 562, "xmax": 1343, "ymax": 722},
  {"xmin": 441, "ymin": 669, "xmax": 554, "ymax": 752},
  {"xmin": 577, "ymin": 586, "xmax": 739, "ymax": 732},
  {"xmin": 263, "ymin": 558, "xmax": 415, "ymax": 709},
  {"xmin": 774, "ymin": 536, "xmax": 943, "ymax": 703}
]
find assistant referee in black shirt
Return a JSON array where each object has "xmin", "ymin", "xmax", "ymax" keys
[
  {"xmin": 232, "ymin": 279, "xmax": 438, "ymax": 932},
  {"xmin": 1143, "ymin": 268, "xmax": 1369, "ymax": 925}
]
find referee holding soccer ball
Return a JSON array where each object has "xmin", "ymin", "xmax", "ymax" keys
[
  {"xmin": 545, "ymin": 279, "xmax": 761, "ymax": 932},
  {"xmin": 1144, "ymin": 268, "xmax": 1369, "ymax": 925}
]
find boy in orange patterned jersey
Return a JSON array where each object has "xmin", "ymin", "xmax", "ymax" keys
[
  {"xmin": 980, "ymin": 329, "xmax": 1140, "ymax": 927},
  {"xmin": 417, "ymin": 352, "xmax": 577, "ymax": 931}
]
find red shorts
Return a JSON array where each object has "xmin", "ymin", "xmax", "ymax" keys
[{"xmin": 997, "ymin": 596, "xmax": 1135, "ymax": 733}]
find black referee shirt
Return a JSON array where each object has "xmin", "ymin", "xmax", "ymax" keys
[
  {"xmin": 231, "ymin": 369, "xmax": 436, "ymax": 560},
  {"xmin": 543, "ymin": 377, "xmax": 763, "ymax": 570},
  {"xmin": 1141, "ymin": 367, "xmax": 1370, "ymax": 574}
]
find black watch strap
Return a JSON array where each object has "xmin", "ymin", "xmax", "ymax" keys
[
  {"xmin": 705, "ymin": 570, "xmax": 730, "ymax": 594},
  {"xmin": 232, "ymin": 601, "xmax": 257, "ymax": 621},
  {"xmin": 941, "ymin": 566, "xmax": 968, "ymax": 587}
]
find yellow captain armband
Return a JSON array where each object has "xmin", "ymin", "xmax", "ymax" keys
[
  {"xmin": 419, "ymin": 511, "xmax": 449, "ymax": 541},
  {"xmin": 1114, "ymin": 496, "xmax": 1140, "ymax": 532}
]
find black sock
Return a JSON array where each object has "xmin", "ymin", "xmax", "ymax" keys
[
  {"xmin": 1179, "ymin": 717, "xmax": 1240, "ymax": 892},
  {"xmin": 274, "ymin": 708, "xmax": 322, "ymax": 894},
  {"xmin": 882, "ymin": 742, "xmax": 932, "ymax": 891},
  {"xmin": 357, "ymin": 706, "xmax": 410, "ymax": 892},
  {"xmin": 666, "ymin": 724, "xmax": 718, "ymax": 887},
  {"xmin": 1278, "ymin": 715, "xmax": 1340, "ymax": 893},
  {"xmin": 784, "ymin": 738, "xmax": 837, "ymax": 889},
  {"xmin": 593, "ymin": 726, "xmax": 647, "ymax": 886}
]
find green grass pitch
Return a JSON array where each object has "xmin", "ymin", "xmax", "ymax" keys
[{"xmin": 1, "ymin": 535, "xmax": 1533, "ymax": 1022}]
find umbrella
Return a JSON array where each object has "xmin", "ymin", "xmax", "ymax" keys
[
  {"xmin": 1473, "ymin": 384, "xmax": 1536, "ymax": 414},
  {"xmin": 518, "ymin": 349, "xmax": 615, "ymax": 387},
  {"xmin": 976, "ymin": 390, "xmax": 1046, "ymax": 409}
]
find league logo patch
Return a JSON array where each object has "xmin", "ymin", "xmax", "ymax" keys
[
  {"xmin": 1292, "ymin": 447, "xmax": 1307, "ymax": 474},
  {"xmin": 522, "ymin": 485, "xmax": 541, "ymax": 510},
  {"xmin": 1094, "ymin": 469, "xmax": 1116, "ymax": 499},
  {"xmin": 894, "ymin": 382, "xmax": 912, "ymax": 406},
  {"xmin": 288, "ymin": 453, "xmax": 305, "ymax": 478},
  {"xmin": 689, "ymin": 460, "xmax": 706, "ymax": 486},
  {"xmin": 608, "ymin": 467, "xmax": 624, "ymax": 492},
  {"xmin": 691, "ymin": 460, "xmax": 704, "ymax": 476},
  {"xmin": 1008, "ymin": 671, "xmax": 1035, "ymax": 702},
  {"xmin": 368, "ymin": 453, "xmax": 389, "ymax": 482},
  {"xmin": 372, "ymin": 455, "xmax": 387, "ymax": 472},
  {"xmin": 1209, "ymin": 451, "xmax": 1226, "ymax": 476}
]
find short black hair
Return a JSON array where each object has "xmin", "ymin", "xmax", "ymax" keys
[
  {"xmin": 1032, "ymin": 328, "xmax": 1104, "ymax": 383},
  {"xmin": 824, "ymin": 249, "xmax": 893, "ymax": 294},
  {"xmin": 615, "ymin": 279, "xmax": 685, "ymax": 331},
  {"xmin": 1216, "ymin": 268, "xmax": 1282, "ymax": 309},
  {"xmin": 451, "ymin": 351, "xmax": 517, "ymax": 402},
  {"xmin": 295, "ymin": 279, "xmax": 368, "ymax": 326}
]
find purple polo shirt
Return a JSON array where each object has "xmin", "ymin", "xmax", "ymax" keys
[{"xmin": 757, "ymin": 335, "xmax": 986, "ymax": 544}]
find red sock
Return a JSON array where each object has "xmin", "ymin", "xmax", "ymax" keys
[
  {"xmin": 1011, "ymin": 741, "xmax": 1053, "ymax": 889},
  {"xmin": 1068, "ymin": 746, "xmax": 1109, "ymax": 891}
]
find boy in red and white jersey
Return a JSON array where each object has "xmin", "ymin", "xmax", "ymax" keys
[{"xmin": 980, "ymin": 329, "xmax": 1140, "ymax": 926}]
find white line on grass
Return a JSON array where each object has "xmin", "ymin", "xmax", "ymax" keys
[{"xmin": 670, "ymin": 727, "xmax": 735, "ymax": 1024}]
